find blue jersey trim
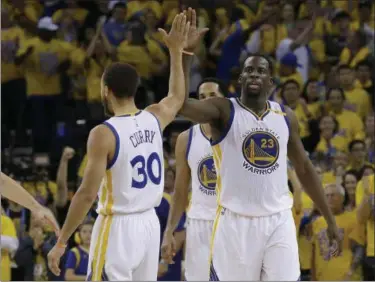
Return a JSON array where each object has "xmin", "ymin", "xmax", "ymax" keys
[
  {"xmin": 148, "ymin": 111, "xmax": 162, "ymax": 135},
  {"xmin": 186, "ymin": 127, "xmax": 193, "ymax": 160},
  {"xmin": 103, "ymin": 121, "xmax": 120, "ymax": 170},
  {"xmin": 279, "ymin": 103, "xmax": 290, "ymax": 135},
  {"xmin": 211, "ymin": 99, "xmax": 235, "ymax": 146}
]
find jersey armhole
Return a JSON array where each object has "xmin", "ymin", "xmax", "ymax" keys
[
  {"xmin": 102, "ymin": 121, "xmax": 120, "ymax": 170},
  {"xmin": 279, "ymin": 103, "xmax": 290, "ymax": 135},
  {"xmin": 210, "ymin": 99, "xmax": 235, "ymax": 146},
  {"xmin": 185, "ymin": 127, "xmax": 193, "ymax": 160},
  {"xmin": 146, "ymin": 111, "xmax": 162, "ymax": 135}
]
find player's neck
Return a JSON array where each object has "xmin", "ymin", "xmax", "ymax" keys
[
  {"xmin": 201, "ymin": 124, "xmax": 211, "ymax": 138},
  {"xmin": 112, "ymin": 100, "xmax": 138, "ymax": 116},
  {"xmin": 240, "ymin": 95, "xmax": 268, "ymax": 116}
]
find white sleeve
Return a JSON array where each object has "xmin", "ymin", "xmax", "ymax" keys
[
  {"xmin": 0, "ymin": 235, "xmax": 19, "ymax": 253},
  {"xmin": 276, "ymin": 38, "xmax": 293, "ymax": 61}
]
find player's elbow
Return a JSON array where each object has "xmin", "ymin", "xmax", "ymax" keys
[{"xmin": 75, "ymin": 186, "xmax": 97, "ymax": 204}]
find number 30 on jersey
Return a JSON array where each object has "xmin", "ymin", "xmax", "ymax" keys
[{"xmin": 130, "ymin": 152, "xmax": 162, "ymax": 189}]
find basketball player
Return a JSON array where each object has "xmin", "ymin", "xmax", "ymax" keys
[
  {"xmin": 164, "ymin": 78, "xmax": 226, "ymax": 281},
  {"xmin": 47, "ymin": 13, "xmax": 191, "ymax": 281},
  {"xmin": 162, "ymin": 52, "xmax": 342, "ymax": 280},
  {"xmin": 0, "ymin": 172, "xmax": 60, "ymax": 234}
]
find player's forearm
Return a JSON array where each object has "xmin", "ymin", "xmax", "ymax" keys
[
  {"xmin": 56, "ymin": 158, "xmax": 69, "ymax": 207},
  {"xmin": 167, "ymin": 49, "xmax": 184, "ymax": 108},
  {"xmin": 57, "ymin": 189, "xmax": 96, "ymax": 245},
  {"xmin": 0, "ymin": 173, "xmax": 40, "ymax": 213},
  {"xmin": 183, "ymin": 54, "xmax": 193, "ymax": 101},
  {"xmin": 165, "ymin": 188, "xmax": 189, "ymax": 235},
  {"xmin": 294, "ymin": 160, "xmax": 336, "ymax": 226}
]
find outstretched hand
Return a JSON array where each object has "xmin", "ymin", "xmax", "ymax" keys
[
  {"xmin": 158, "ymin": 13, "xmax": 190, "ymax": 52},
  {"xmin": 183, "ymin": 8, "xmax": 209, "ymax": 52}
]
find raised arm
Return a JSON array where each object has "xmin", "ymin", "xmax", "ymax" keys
[
  {"xmin": 285, "ymin": 106, "xmax": 340, "ymax": 249},
  {"xmin": 145, "ymin": 13, "xmax": 190, "ymax": 131}
]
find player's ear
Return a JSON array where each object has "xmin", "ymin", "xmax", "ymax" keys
[
  {"xmin": 270, "ymin": 77, "xmax": 274, "ymax": 85},
  {"xmin": 104, "ymin": 85, "xmax": 109, "ymax": 97},
  {"xmin": 238, "ymin": 74, "xmax": 243, "ymax": 84}
]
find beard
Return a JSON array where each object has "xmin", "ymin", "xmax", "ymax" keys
[{"xmin": 102, "ymin": 97, "xmax": 114, "ymax": 117}]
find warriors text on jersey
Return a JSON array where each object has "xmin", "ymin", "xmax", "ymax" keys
[
  {"xmin": 96, "ymin": 110, "xmax": 164, "ymax": 215},
  {"xmin": 212, "ymin": 98, "xmax": 293, "ymax": 217},
  {"xmin": 186, "ymin": 124, "xmax": 217, "ymax": 221}
]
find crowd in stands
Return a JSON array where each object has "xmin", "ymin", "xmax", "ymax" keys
[{"xmin": 1, "ymin": 0, "xmax": 374, "ymax": 281}]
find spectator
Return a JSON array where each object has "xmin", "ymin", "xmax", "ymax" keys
[
  {"xmin": 337, "ymin": 64, "xmax": 371, "ymax": 120},
  {"xmin": 347, "ymin": 139, "xmax": 374, "ymax": 178},
  {"xmin": 102, "ymin": 2, "xmax": 127, "ymax": 47},
  {"xmin": 342, "ymin": 170, "xmax": 359, "ymax": 210},
  {"xmin": 325, "ymin": 87, "xmax": 365, "ymax": 140},
  {"xmin": 310, "ymin": 183, "xmax": 365, "ymax": 281},
  {"xmin": 1, "ymin": 212, "xmax": 19, "ymax": 281},
  {"xmin": 64, "ymin": 220, "xmax": 93, "ymax": 281}
]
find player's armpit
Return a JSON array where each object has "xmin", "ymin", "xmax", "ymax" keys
[
  {"xmin": 179, "ymin": 97, "xmax": 230, "ymax": 125},
  {"xmin": 165, "ymin": 131, "xmax": 191, "ymax": 234}
]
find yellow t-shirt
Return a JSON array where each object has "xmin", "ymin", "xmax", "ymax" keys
[
  {"xmin": 261, "ymin": 24, "xmax": 288, "ymax": 55},
  {"xmin": 298, "ymin": 192, "xmax": 314, "ymax": 270},
  {"xmin": 322, "ymin": 170, "xmax": 337, "ymax": 185},
  {"xmin": 1, "ymin": 215, "xmax": 17, "ymax": 281},
  {"xmin": 355, "ymin": 175, "xmax": 374, "ymax": 257},
  {"xmin": 329, "ymin": 109, "xmax": 365, "ymax": 140},
  {"xmin": 1, "ymin": 26, "xmax": 25, "ymax": 83},
  {"xmin": 78, "ymin": 154, "xmax": 88, "ymax": 179},
  {"xmin": 344, "ymin": 88, "xmax": 371, "ymax": 120},
  {"xmin": 294, "ymin": 103, "xmax": 311, "ymax": 139},
  {"xmin": 312, "ymin": 211, "xmax": 362, "ymax": 281},
  {"xmin": 279, "ymin": 72, "xmax": 304, "ymax": 90},
  {"xmin": 315, "ymin": 135, "xmax": 348, "ymax": 155},
  {"xmin": 16, "ymin": 37, "xmax": 80, "ymax": 95}
]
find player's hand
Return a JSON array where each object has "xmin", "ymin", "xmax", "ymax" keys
[
  {"xmin": 183, "ymin": 8, "xmax": 209, "ymax": 52},
  {"xmin": 158, "ymin": 13, "xmax": 190, "ymax": 52},
  {"xmin": 33, "ymin": 206, "xmax": 60, "ymax": 236},
  {"xmin": 47, "ymin": 243, "xmax": 66, "ymax": 276},
  {"xmin": 327, "ymin": 222, "xmax": 342, "ymax": 257},
  {"xmin": 157, "ymin": 262, "xmax": 168, "ymax": 278},
  {"xmin": 62, "ymin": 146, "xmax": 75, "ymax": 161},
  {"xmin": 161, "ymin": 232, "xmax": 177, "ymax": 264}
]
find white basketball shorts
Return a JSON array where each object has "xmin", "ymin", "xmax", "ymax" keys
[
  {"xmin": 185, "ymin": 218, "xmax": 214, "ymax": 281},
  {"xmin": 87, "ymin": 209, "xmax": 160, "ymax": 281},
  {"xmin": 210, "ymin": 207, "xmax": 300, "ymax": 281}
]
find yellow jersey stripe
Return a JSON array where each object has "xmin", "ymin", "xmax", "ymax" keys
[
  {"xmin": 208, "ymin": 206, "xmax": 223, "ymax": 271},
  {"xmin": 94, "ymin": 215, "xmax": 113, "ymax": 280},
  {"xmin": 91, "ymin": 218, "xmax": 106, "ymax": 280},
  {"xmin": 104, "ymin": 171, "xmax": 114, "ymax": 215}
]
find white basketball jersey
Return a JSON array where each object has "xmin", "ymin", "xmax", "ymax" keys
[
  {"xmin": 212, "ymin": 98, "xmax": 293, "ymax": 217},
  {"xmin": 187, "ymin": 125, "xmax": 217, "ymax": 220},
  {"xmin": 96, "ymin": 110, "xmax": 164, "ymax": 215}
]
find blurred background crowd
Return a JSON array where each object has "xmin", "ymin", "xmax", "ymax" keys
[{"xmin": 1, "ymin": 0, "xmax": 374, "ymax": 281}]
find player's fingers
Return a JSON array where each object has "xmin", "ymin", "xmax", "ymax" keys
[
  {"xmin": 199, "ymin": 27, "xmax": 210, "ymax": 38},
  {"xmin": 191, "ymin": 8, "xmax": 197, "ymax": 28},
  {"xmin": 179, "ymin": 14, "xmax": 186, "ymax": 33},
  {"xmin": 171, "ymin": 14, "xmax": 179, "ymax": 32},
  {"xmin": 187, "ymin": 7, "xmax": 192, "ymax": 24},
  {"xmin": 183, "ymin": 21, "xmax": 191, "ymax": 38}
]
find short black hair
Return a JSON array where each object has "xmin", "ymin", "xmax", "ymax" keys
[
  {"xmin": 196, "ymin": 77, "xmax": 228, "ymax": 96},
  {"xmin": 246, "ymin": 54, "xmax": 274, "ymax": 74},
  {"xmin": 103, "ymin": 63, "xmax": 140, "ymax": 98},
  {"xmin": 348, "ymin": 139, "xmax": 366, "ymax": 152}
]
